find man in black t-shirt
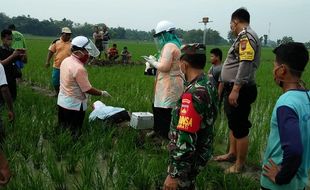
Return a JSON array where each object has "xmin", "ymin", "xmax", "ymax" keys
[{"xmin": 0, "ymin": 29, "xmax": 24, "ymax": 102}]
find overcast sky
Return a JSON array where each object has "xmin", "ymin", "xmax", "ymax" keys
[{"xmin": 1, "ymin": 0, "xmax": 309, "ymax": 42}]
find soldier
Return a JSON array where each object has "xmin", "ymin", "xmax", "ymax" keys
[
  {"xmin": 214, "ymin": 8, "xmax": 261, "ymax": 173},
  {"xmin": 163, "ymin": 43, "xmax": 218, "ymax": 190}
]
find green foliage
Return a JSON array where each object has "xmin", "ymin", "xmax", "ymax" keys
[
  {"xmin": 278, "ymin": 36, "xmax": 294, "ymax": 45},
  {"xmin": 1, "ymin": 12, "xmax": 229, "ymax": 43},
  {"xmin": 1, "ymin": 38, "xmax": 309, "ymax": 190},
  {"xmin": 178, "ymin": 28, "xmax": 227, "ymax": 45},
  {"xmin": 46, "ymin": 149, "xmax": 67, "ymax": 190},
  {"xmin": 304, "ymin": 41, "xmax": 310, "ymax": 49}
]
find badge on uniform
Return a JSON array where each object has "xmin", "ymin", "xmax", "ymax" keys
[
  {"xmin": 176, "ymin": 93, "xmax": 202, "ymax": 133},
  {"xmin": 239, "ymin": 36, "xmax": 255, "ymax": 61}
]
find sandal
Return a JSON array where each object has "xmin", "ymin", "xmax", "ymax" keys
[
  {"xmin": 213, "ymin": 154, "xmax": 236, "ymax": 163},
  {"xmin": 224, "ymin": 164, "xmax": 245, "ymax": 174}
]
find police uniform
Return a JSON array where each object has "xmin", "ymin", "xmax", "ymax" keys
[
  {"xmin": 167, "ymin": 73, "xmax": 218, "ymax": 189},
  {"xmin": 220, "ymin": 26, "xmax": 261, "ymax": 139}
]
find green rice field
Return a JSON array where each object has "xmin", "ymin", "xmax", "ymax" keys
[{"xmin": 1, "ymin": 36, "xmax": 309, "ymax": 189}]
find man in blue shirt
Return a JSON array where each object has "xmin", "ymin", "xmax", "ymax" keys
[{"xmin": 261, "ymin": 42, "xmax": 310, "ymax": 190}]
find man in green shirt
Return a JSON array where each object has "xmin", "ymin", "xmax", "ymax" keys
[{"xmin": 8, "ymin": 24, "xmax": 27, "ymax": 75}]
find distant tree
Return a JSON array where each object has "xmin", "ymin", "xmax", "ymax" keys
[
  {"xmin": 182, "ymin": 29, "xmax": 203, "ymax": 43},
  {"xmin": 181, "ymin": 29, "xmax": 227, "ymax": 45},
  {"xmin": 280, "ymin": 36, "xmax": 294, "ymax": 44},
  {"xmin": 263, "ymin": 35, "xmax": 268, "ymax": 46},
  {"xmin": 112, "ymin": 27, "xmax": 126, "ymax": 39},
  {"xmin": 73, "ymin": 22, "xmax": 93, "ymax": 37},
  {"xmin": 0, "ymin": 12, "xmax": 227, "ymax": 43},
  {"xmin": 53, "ymin": 18, "xmax": 74, "ymax": 29},
  {"xmin": 0, "ymin": 12, "xmax": 11, "ymax": 29},
  {"xmin": 205, "ymin": 28, "xmax": 226, "ymax": 45},
  {"xmin": 227, "ymin": 31, "xmax": 235, "ymax": 44},
  {"xmin": 259, "ymin": 36, "xmax": 264, "ymax": 45},
  {"xmin": 268, "ymin": 40, "xmax": 278, "ymax": 48},
  {"xmin": 305, "ymin": 41, "xmax": 310, "ymax": 49}
]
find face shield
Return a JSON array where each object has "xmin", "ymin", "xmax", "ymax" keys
[
  {"xmin": 154, "ymin": 33, "xmax": 165, "ymax": 51},
  {"xmin": 154, "ymin": 32, "xmax": 175, "ymax": 51},
  {"xmin": 83, "ymin": 39, "xmax": 100, "ymax": 57},
  {"xmin": 153, "ymin": 31, "xmax": 181, "ymax": 52}
]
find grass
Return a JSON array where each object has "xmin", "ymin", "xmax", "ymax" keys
[{"xmin": 1, "ymin": 37, "xmax": 309, "ymax": 189}]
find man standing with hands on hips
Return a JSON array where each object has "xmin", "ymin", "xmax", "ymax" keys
[
  {"xmin": 214, "ymin": 7, "xmax": 261, "ymax": 173},
  {"xmin": 45, "ymin": 27, "xmax": 72, "ymax": 95}
]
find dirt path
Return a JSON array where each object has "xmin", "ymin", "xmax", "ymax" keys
[
  {"xmin": 21, "ymin": 80, "xmax": 56, "ymax": 97},
  {"xmin": 209, "ymin": 160, "xmax": 261, "ymax": 181}
]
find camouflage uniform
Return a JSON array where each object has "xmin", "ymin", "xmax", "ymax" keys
[{"xmin": 167, "ymin": 73, "xmax": 218, "ymax": 189}]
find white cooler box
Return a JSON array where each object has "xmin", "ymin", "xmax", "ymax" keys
[{"xmin": 130, "ymin": 112, "xmax": 154, "ymax": 129}]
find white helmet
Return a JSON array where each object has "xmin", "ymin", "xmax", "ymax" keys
[
  {"xmin": 154, "ymin": 20, "xmax": 176, "ymax": 36},
  {"xmin": 71, "ymin": 36, "xmax": 100, "ymax": 57}
]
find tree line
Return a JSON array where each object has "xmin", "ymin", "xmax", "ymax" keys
[
  {"xmin": 2, "ymin": 12, "xmax": 309, "ymax": 48},
  {"xmin": 0, "ymin": 12, "xmax": 227, "ymax": 45}
]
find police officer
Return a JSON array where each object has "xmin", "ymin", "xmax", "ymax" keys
[
  {"xmin": 214, "ymin": 8, "xmax": 261, "ymax": 173},
  {"xmin": 163, "ymin": 43, "xmax": 218, "ymax": 190}
]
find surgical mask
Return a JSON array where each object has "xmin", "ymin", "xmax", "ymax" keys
[
  {"xmin": 180, "ymin": 61, "xmax": 188, "ymax": 82},
  {"xmin": 154, "ymin": 32, "xmax": 181, "ymax": 51},
  {"xmin": 273, "ymin": 65, "xmax": 283, "ymax": 87},
  {"xmin": 273, "ymin": 64, "xmax": 303, "ymax": 88},
  {"xmin": 73, "ymin": 51, "xmax": 90, "ymax": 64}
]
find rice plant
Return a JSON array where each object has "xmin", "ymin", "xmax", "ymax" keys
[
  {"xmin": 1, "ymin": 38, "xmax": 308, "ymax": 189},
  {"xmin": 45, "ymin": 149, "xmax": 67, "ymax": 190}
]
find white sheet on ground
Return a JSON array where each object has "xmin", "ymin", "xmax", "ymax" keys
[{"xmin": 89, "ymin": 100, "xmax": 125, "ymax": 121}]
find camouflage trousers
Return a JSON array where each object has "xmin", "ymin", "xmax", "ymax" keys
[{"xmin": 178, "ymin": 168, "xmax": 199, "ymax": 190}]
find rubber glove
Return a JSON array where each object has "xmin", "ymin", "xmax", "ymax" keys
[
  {"xmin": 101, "ymin": 90, "xmax": 112, "ymax": 97},
  {"xmin": 145, "ymin": 61, "xmax": 151, "ymax": 72},
  {"xmin": 142, "ymin": 55, "xmax": 158, "ymax": 68}
]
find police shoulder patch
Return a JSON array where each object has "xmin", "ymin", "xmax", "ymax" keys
[
  {"xmin": 239, "ymin": 35, "xmax": 255, "ymax": 61},
  {"xmin": 176, "ymin": 93, "xmax": 202, "ymax": 133}
]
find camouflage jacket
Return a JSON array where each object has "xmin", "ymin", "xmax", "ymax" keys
[{"xmin": 167, "ymin": 73, "xmax": 218, "ymax": 178}]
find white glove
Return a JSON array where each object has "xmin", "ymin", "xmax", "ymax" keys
[
  {"xmin": 145, "ymin": 61, "xmax": 151, "ymax": 72},
  {"xmin": 142, "ymin": 55, "xmax": 158, "ymax": 68},
  {"xmin": 101, "ymin": 90, "xmax": 112, "ymax": 97}
]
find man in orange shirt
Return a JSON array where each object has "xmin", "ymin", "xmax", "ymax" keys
[
  {"xmin": 45, "ymin": 27, "xmax": 72, "ymax": 95},
  {"xmin": 108, "ymin": 43, "xmax": 119, "ymax": 62}
]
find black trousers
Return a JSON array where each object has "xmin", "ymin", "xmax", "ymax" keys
[
  {"xmin": 58, "ymin": 105, "xmax": 85, "ymax": 138},
  {"xmin": 152, "ymin": 105, "xmax": 172, "ymax": 139},
  {"xmin": 223, "ymin": 83, "xmax": 257, "ymax": 139}
]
